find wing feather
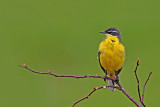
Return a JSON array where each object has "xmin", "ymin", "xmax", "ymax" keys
[{"xmin": 98, "ymin": 51, "xmax": 106, "ymax": 74}]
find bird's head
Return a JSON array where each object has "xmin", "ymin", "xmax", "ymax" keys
[{"xmin": 99, "ymin": 27, "xmax": 122, "ymax": 42}]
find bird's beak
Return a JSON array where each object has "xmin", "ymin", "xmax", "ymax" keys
[{"xmin": 99, "ymin": 31, "xmax": 105, "ymax": 34}]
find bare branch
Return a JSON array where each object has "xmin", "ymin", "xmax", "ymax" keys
[
  {"xmin": 117, "ymin": 82, "xmax": 141, "ymax": 107},
  {"xmin": 18, "ymin": 65, "xmax": 104, "ymax": 79},
  {"xmin": 72, "ymin": 85, "xmax": 120, "ymax": 107},
  {"xmin": 141, "ymin": 72, "xmax": 152, "ymax": 104},
  {"xmin": 73, "ymin": 82, "xmax": 141, "ymax": 107},
  {"xmin": 133, "ymin": 58, "xmax": 142, "ymax": 104},
  {"xmin": 18, "ymin": 59, "xmax": 152, "ymax": 107}
]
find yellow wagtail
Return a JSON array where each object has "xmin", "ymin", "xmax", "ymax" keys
[{"xmin": 98, "ymin": 27, "xmax": 125, "ymax": 91}]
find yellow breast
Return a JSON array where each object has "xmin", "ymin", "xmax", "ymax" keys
[{"xmin": 98, "ymin": 35, "xmax": 125, "ymax": 78}]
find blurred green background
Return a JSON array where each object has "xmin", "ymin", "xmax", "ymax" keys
[{"xmin": 0, "ymin": 0, "xmax": 159, "ymax": 107}]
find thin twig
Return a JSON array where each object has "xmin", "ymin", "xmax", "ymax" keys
[
  {"xmin": 141, "ymin": 72, "xmax": 152, "ymax": 104},
  {"xmin": 133, "ymin": 58, "xmax": 142, "ymax": 104},
  {"xmin": 18, "ymin": 65, "xmax": 104, "ymax": 79},
  {"xmin": 72, "ymin": 85, "xmax": 120, "ymax": 107}
]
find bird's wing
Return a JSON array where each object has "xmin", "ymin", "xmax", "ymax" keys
[{"xmin": 98, "ymin": 51, "xmax": 106, "ymax": 74}]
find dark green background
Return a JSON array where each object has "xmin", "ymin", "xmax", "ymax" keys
[{"xmin": 0, "ymin": 0, "xmax": 159, "ymax": 107}]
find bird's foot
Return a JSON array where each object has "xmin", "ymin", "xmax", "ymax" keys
[
  {"xmin": 104, "ymin": 75, "xmax": 108, "ymax": 82},
  {"xmin": 114, "ymin": 76, "xmax": 119, "ymax": 84}
]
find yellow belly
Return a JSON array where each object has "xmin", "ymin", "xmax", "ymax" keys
[{"xmin": 99, "ymin": 35, "xmax": 125, "ymax": 78}]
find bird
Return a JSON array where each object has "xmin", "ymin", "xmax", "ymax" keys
[{"xmin": 98, "ymin": 27, "xmax": 125, "ymax": 91}]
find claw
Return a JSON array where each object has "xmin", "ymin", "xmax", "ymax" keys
[{"xmin": 114, "ymin": 76, "xmax": 119, "ymax": 84}]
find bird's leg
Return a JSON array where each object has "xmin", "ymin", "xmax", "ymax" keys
[
  {"xmin": 114, "ymin": 71, "xmax": 119, "ymax": 84},
  {"xmin": 104, "ymin": 71, "xmax": 108, "ymax": 82}
]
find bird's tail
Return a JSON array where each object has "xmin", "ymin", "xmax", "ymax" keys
[{"xmin": 108, "ymin": 80, "xmax": 116, "ymax": 91}]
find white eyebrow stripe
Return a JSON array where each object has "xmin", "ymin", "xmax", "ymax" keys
[{"xmin": 112, "ymin": 31, "xmax": 118, "ymax": 32}]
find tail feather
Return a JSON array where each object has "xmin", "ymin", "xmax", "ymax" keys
[{"xmin": 108, "ymin": 80, "xmax": 116, "ymax": 91}]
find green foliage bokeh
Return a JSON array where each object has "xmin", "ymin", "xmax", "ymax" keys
[{"xmin": 0, "ymin": 0, "xmax": 159, "ymax": 107}]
